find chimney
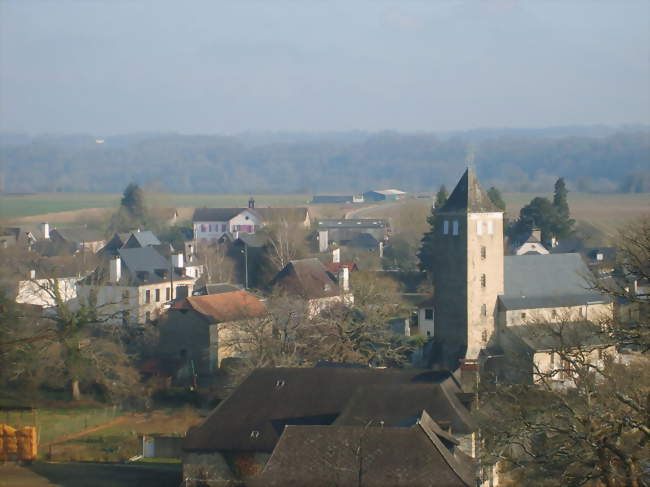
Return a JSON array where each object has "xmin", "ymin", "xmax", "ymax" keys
[
  {"xmin": 110, "ymin": 256, "xmax": 121, "ymax": 283},
  {"xmin": 338, "ymin": 267, "xmax": 349, "ymax": 293},
  {"xmin": 332, "ymin": 248, "xmax": 340, "ymax": 264},
  {"xmin": 29, "ymin": 269, "xmax": 36, "ymax": 280},
  {"xmin": 318, "ymin": 230, "xmax": 329, "ymax": 253},
  {"xmin": 41, "ymin": 222, "xmax": 50, "ymax": 240},
  {"xmin": 172, "ymin": 252, "xmax": 184, "ymax": 269},
  {"xmin": 531, "ymin": 228, "xmax": 541, "ymax": 242},
  {"xmin": 379, "ymin": 241, "xmax": 384, "ymax": 258},
  {"xmin": 248, "ymin": 197, "xmax": 255, "ymax": 209}
]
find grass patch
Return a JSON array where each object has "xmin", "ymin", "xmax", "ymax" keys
[{"xmin": 2, "ymin": 407, "xmax": 121, "ymax": 445}]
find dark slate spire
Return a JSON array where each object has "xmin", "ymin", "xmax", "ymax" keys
[{"xmin": 439, "ymin": 169, "xmax": 500, "ymax": 213}]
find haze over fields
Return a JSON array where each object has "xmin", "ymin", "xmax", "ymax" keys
[{"xmin": 0, "ymin": 2, "xmax": 648, "ymax": 195}]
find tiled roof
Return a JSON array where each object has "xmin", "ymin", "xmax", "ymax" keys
[
  {"xmin": 271, "ymin": 258, "xmax": 340, "ymax": 299},
  {"xmin": 184, "ymin": 367, "xmax": 458, "ymax": 453},
  {"xmin": 250, "ymin": 411, "xmax": 475, "ymax": 487},
  {"xmin": 324, "ymin": 262, "xmax": 358, "ymax": 274},
  {"xmin": 173, "ymin": 290, "xmax": 266, "ymax": 323}
]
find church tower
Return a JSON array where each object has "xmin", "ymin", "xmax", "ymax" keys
[{"xmin": 432, "ymin": 169, "xmax": 504, "ymax": 371}]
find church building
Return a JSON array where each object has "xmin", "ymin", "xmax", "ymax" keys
[{"xmin": 431, "ymin": 169, "xmax": 613, "ymax": 384}]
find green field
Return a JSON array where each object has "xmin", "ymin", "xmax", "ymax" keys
[{"xmin": 0, "ymin": 193, "xmax": 312, "ymax": 221}]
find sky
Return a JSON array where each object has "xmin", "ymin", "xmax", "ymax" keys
[{"xmin": 1, "ymin": 0, "xmax": 648, "ymax": 135}]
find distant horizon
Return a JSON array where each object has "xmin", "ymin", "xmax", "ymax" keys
[{"xmin": 1, "ymin": 123, "xmax": 649, "ymax": 139}]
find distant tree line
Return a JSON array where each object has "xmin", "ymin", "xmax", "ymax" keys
[{"xmin": 0, "ymin": 131, "xmax": 648, "ymax": 194}]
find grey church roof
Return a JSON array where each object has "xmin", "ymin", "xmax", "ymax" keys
[
  {"xmin": 500, "ymin": 253, "xmax": 609, "ymax": 310},
  {"xmin": 439, "ymin": 169, "xmax": 500, "ymax": 213}
]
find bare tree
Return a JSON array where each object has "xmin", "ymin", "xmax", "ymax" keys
[
  {"xmin": 260, "ymin": 218, "xmax": 308, "ymax": 273},
  {"xmin": 479, "ymin": 216, "xmax": 650, "ymax": 487},
  {"xmin": 195, "ymin": 241, "xmax": 236, "ymax": 285}
]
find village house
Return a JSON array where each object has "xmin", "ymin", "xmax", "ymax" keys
[
  {"xmin": 192, "ymin": 199, "xmax": 310, "ymax": 243},
  {"xmin": 317, "ymin": 218, "xmax": 389, "ymax": 253},
  {"xmin": 157, "ymin": 290, "xmax": 267, "ymax": 377},
  {"xmin": 270, "ymin": 258, "xmax": 353, "ymax": 316},
  {"xmin": 77, "ymin": 246, "xmax": 195, "ymax": 325},
  {"xmin": 49, "ymin": 227, "xmax": 106, "ymax": 253},
  {"xmin": 0, "ymin": 222, "xmax": 50, "ymax": 249},
  {"xmin": 182, "ymin": 367, "xmax": 477, "ymax": 486},
  {"xmin": 508, "ymin": 228, "xmax": 549, "ymax": 255}
]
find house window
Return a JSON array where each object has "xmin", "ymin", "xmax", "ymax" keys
[
  {"xmin": 480, "ymin": 274, "xmax": 486, "ymax": 288},
  {"xmin": 443, "ymin": 220, "xmax": 449, "ymax": 235},
  {"xmin": 145, "ymin": 289, "xmax": 151, "ymax": 304},
  {"xmin": 477, "ymin": 221, "xmax": 483, "ymax": 235},
  {"xmin": 481, "ymin": 329, "xmax": 488, "ymax": 342},
  {"xmin": 122, "ymin": 290, "xmax": 130, "ymax": 303},
  {"xmin": 452, "ymin": 220, "xmax": 459, "ymax": 236},
  {"xmin": 481, "ymin": 304, "xmax": 487, "ymax": 317},
  {"xmin": 425, "ymin": 308, "xmax": 433, "ymax": 320},
  {"xmin": 201, "ymin": 224, "xmax": 207, "ymax": 232},
  {"xmin": 221, "ymin": 224, "xmax": 227, "ymax": 232},
  {"xmin": 155, "ymin": 289, "xmax": 160, "ymax": 302},
  {"xmin": 166, "ymin": 288, "xmax": 171, "ymax": 300},
  {"xmin": 481, "ymin": 246, "xmax": 487, "ymax": 259},
  {"xmin": 552, "ymin": 309, "xmax": 558, "ymax": 318},
  {"xmin": 145, "ymin": 311, "xmax": 151, "ymax": 322},
  {"xmin": 487, "ymin": 221, "xmax": 494, "ymax": 234},
  {"xmin": 521, "ymin": 312, "xmax": 527, "ymax": 320}
]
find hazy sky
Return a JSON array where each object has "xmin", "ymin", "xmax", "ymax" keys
[{"xmin": 1, "ymin": 1, "xmax": 648, "ymax": 135}]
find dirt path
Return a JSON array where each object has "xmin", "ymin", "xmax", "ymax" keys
[{"xmin": 42, "ymin": 414, "xmax": 139, "ymax": 447}]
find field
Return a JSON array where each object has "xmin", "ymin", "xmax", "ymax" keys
[
  {"xmin": 358, "ymin": 193, "xmax": 650, "ymax": 244},
  {"xmin": 0, "ymin": 192, "xmax": 312, "ymax": 222}
]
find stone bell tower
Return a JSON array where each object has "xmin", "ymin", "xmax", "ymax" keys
[{"xmin": 432, "ymin": 169, "xmax": 504, "ymax": 372}]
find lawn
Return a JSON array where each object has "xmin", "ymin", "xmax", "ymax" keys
[
  {"xmin": 48, "ymin": 408, "xmax": 202, "ymax": 463},
  {"xmin": 0, "ymin": 192, "xmax": 312, "ymax": 221}
]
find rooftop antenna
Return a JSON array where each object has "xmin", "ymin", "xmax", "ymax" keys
[{"xmin": 465, "ymin": 143, "xmax": 476, "ymax": 172}]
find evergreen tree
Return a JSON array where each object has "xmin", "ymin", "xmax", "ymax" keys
[
  {"xmin": 552, "ymin": 177, "xmax": 574, "ymax": 238},
  {"xmin": 487, "ymin": 186, "xmax": 506, "ymax": 211},
  {"xmin": 417, "ymin": 185, "xmax": 448, "ymax": 274},
  {"xmin": 120, "ymin": 183, "xmax": 146, "ymax": 220}
]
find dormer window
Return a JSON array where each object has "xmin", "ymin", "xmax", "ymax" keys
[{"xmin": 250, "ymin": 430, "xmax": 260, "ymax": 439}]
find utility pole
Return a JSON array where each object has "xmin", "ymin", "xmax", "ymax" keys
[{"xmin": 244, "ymin": 242, "xmax": 249, "ymax": 289}]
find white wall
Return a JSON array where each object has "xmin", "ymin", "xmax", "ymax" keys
[
  {"xmin": 16, "ymin": 278, "xmax": 78, "ymax": 308},
  {"xmin": 417, "ymin": 307, "xmax": 435, "ymax": 337}
]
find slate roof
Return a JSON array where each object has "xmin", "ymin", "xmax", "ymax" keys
[
  {"xmin": 270, "ymin": 258, "xmax": 340, "ymax": 299},
  {"xmin": 439, "ymin": 169, "xmax": 500, "ymax": 213},
  {"xmin": 500, "ymin": 253, "xmax": 608, "ymax": 310},
  {"xmin": 51, "ymin": 228, "xmax": 105, "ymax": 244},
  {"xmin": 183, "ymin": 367, "xmax": 459, "ymax": 453},
  {"xmin": 250, "ymin": 412, "xmax": 475, "ymax": 487},
  {"xmin": 506, "ymin": 322, "xmax": 610, "ymax": 352},
  {"xmin": 123, "ymin": 231, "xmax": 161, "ymax": 248},
  {"xmin": 171, "ymin": 290, "xmax": 266, "ymax": 323},
  {"xmin": 193, "ymin": 207, "xmax": 309, "ymax": 223},
  {"xmin": 79, "ymin": 246, "xmax": 192, "ymax": 287},
  {"xmin": 193, "ymin": 208, "xmax": 246, "ymax": 222}
]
